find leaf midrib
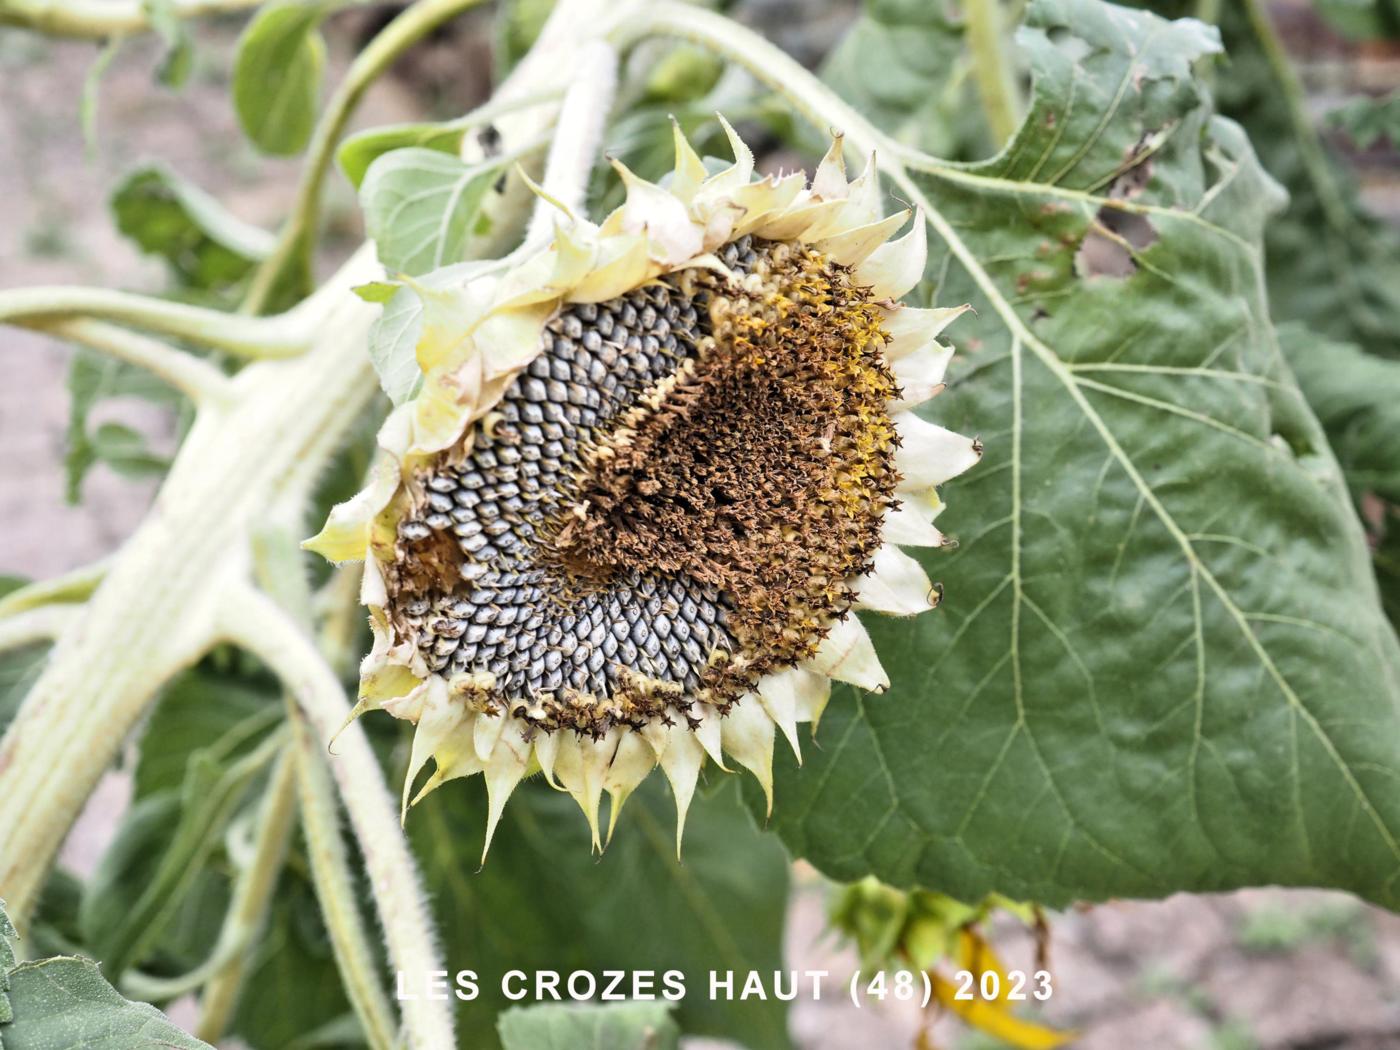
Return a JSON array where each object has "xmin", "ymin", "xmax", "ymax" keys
[{"xmin": 888, "ymin": 162, "xmax": 1400, "ymax": 874}]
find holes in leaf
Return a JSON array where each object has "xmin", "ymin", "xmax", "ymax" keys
[
  {"xmin": 1074, "ymin": 205, "xmax": 1158, "ymax": 278},
  {"xmin": 1075, "ymin": 151, "xmax": 1158, "ymax": 279}
]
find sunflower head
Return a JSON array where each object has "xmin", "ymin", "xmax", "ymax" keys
[{"xmin": 308, "ymin": 120, "xmax": 978, "ymax": 855}]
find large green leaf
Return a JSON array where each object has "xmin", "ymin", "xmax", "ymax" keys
[
  {"xmin": 414, "ymin": 777, "xmax": 791, "ymax": 1050},
  {"xmin": 763, "ymin": 0, "xmax": 1400, "ymax": 909},
  {"xmin": 0, "ymin": 957, "xmax": 213, "ymax": 1049},
  {"xmin": 498, "ymin": 1002, "xmax": 679, "ymax": 1050},
  {"xmin": 0, "ymin": 900, "xmax": 211, "ymax": 1050}
]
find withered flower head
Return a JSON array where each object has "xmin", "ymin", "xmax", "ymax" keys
[{"xmin": 308, "ymin": 121, "xmax": 978, "ymax": 854}]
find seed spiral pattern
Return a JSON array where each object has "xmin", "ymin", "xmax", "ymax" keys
[{"xmin": 386, "ymin": 235, "xmax": 900, "ymax": 735}]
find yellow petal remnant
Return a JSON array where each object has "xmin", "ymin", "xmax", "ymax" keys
[{"xmin": 309, "ymin": 123, "xmax": 978, "ymax": 852}]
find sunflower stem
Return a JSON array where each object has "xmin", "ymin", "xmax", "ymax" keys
[
  {"xmin": 0, "ymin": 557, "xmax": 110, "ymax": 619},
  {"xmin": 0, "ymin": 247, "xmax": 383, "ymax": 925},
  {"xmin": 0, "ymin": 605, "xmax": 79, "ymax": 652},
  {"xmin": 28, "ymin": 318, "xmax": 232, "ymax": 405},
  {"xmin": 963, "ymin": 0, "xmax": 1023, "ymax": 145},
  {"xmin": 289, "ymin": 700, "xmax": 401, "ymax": 1050},
  {"xmin": 193, "ymin": 747, "xmax": 300, "ymax": 1042},
  {"xmin": 219, "ymin": 583, "xmax": 450, "ymax": 1050},
  {"xmin": 0, "ymin": 286, "xmax": 309, "ymax": 357},
  {"xmin": 248, "ymin": 524, "xmax": 400, "ymax": 1050},
  {"xmin": 524, "ymin": 40, "xmax": 619, "ymax": 245}
]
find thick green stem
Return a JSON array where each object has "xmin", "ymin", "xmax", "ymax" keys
[
  {"xmin": 963, "ymin": 0, "xmax": 1022, "ymax": 145},
  {"xmin": 242, "ymin": 0, "xmax": 494, "ymax": 313},
  {"xmin": 247, "ymin": 527, "xmax": 400, "ymax": 1050}
]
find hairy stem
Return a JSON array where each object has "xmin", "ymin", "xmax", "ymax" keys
[
  {"xmin": 290, "ymin": 701, "xmax": 401, "ymax": 1050},
  {"xmin": 248, "ymin": 525, "xmax": 399, "ymax": 1049},
  {"xmin": 194, "ymin": 747, "xmax": 299, "ymax": 1041},
  {"xmin": 0, "ymin": 247, "xmax": 383, "ymax": 924},
  {"xmin": 0, "ymin": 286, "xmax": 307, "ymax": 357},
  {"xmin": 243, "ymin": 0, "xmax": 494, "ymax": 313},
  {"xmin": 220, "ymin": 584, "xmax": 448, "ymax": 1049},
  {"xmin": 963, "ymin": 0, "xmax": 1022, "ymax": 145},
  {"xmin": 29, "ymin": 319, "xmax": 231, "ymax": 405},
  {"xmin": 524, "ymin": 41, "xmax": 619, "ymax": 244},
  {"xmin": 0, "ymin": 605, "xmax": 78, "ymax": 652}
]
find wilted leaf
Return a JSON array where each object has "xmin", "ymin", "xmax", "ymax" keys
[
  {"xmin": 111, "ymin": 165, "xmax": 274, "ymax": 291},
  {"xmin": 414, "ymin": 777, "xmax": 791, "ymax": 1050},
  {"xmin": 497, "ymin": 1002, "xmax": 680, "ymax": 1050},
  {"xmin": 233, "ymin": 0, "xmax": 328, "ymax": 156},
  {"xmin": 359, "ymin": 149, "xmax": 504, "ymax": 275},
  {"xmin": 762, "ymin": 0, "xmax": 1400, "ymax": 910}
]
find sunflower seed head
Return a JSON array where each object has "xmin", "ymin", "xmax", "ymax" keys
[{"xmin": 387, "ymin": 235, "xmax": 899, "ymax": 737}]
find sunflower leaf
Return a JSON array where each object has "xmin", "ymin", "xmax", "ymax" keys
[
  {"xmin": 233, "ymin": 0, "xmax": 328, "ymax": 156},
  {"xmin": 0, "ymin": 899, "xmax": 212, "ymax": 1050},
  {"xmin": 763, "ymin": 0, "xmax": 1400, "ymax": 910},
  {"xmin": 111, "ymin": 165, "xmax": 274, "ymax": 292},
  {"xmin": 359, "ymin": 149, "xmax": 505, "ymax": 276}
]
